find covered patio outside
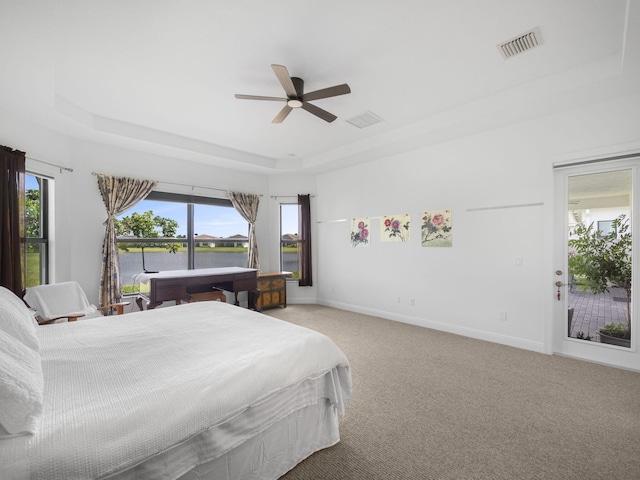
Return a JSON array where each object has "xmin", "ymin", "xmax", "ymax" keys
[{"xmin": 568, "ymin": 287, "xmax": 629, "ymax": 341}]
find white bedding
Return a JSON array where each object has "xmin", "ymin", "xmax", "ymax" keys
[{"xmin": 0, "ymin": 302, "xmax": 351, "ymax": 480}]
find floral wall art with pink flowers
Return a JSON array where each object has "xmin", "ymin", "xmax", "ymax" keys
[
  {"xmin": 381, "ymin": 214, "xmax": 411, "ymax": 243},
  {"xmin": 351, "ymin": 217, "xmax": 370, "ymax": 247},
  {"xmin": 421, "ymin": 210, "xmax": 452, "ymax": 247}
]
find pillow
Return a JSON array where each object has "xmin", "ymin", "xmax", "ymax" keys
[
  {"xmin": 0, "ymin": 287, "xmax": 40, "ymax": 351},
  {"xmin": 0, "ymin": 329, "xmax": 44, "ymax": 437},
  {"xmin": 0, "ymin": 286, "xmax": 28, "ymax": 311}
]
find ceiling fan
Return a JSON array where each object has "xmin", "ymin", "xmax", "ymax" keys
[{"xmin": 235, "ymin": 64, "xmax": 351, "ymax": 124}]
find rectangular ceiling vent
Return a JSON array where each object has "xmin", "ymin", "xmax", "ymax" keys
[
  {"xmin": 498, "ymin": 27, "xmax": 542, "ymax": 59},
  {"xmin": 347, "ymin": 111, "xmax": 384, "ymax": 129}
]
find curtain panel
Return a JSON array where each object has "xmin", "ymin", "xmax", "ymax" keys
[
  {"xmin": 0, "ymin": 146, "xmax": 26, "ymax": 295},
  {"xmin": 96, "ymin": 174, "xmax": 157, "ymax": 308},
  {"xmin": 228, "ymin": 191, "xmax": 260, "ymax": 270},
  {"xmin": 298, "ymin": 194, "xmax": 312, "ymax": 286}
]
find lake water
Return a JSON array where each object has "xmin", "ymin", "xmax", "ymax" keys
[{"xmin": 119, "ymin": 251, "xmax": 298, "ymax": 285}]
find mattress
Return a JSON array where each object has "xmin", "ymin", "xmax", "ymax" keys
[{"xmin": 0, "ymin": 302, "xmax": 351, "ymax": 480}]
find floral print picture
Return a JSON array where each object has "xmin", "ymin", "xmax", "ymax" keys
[
  {"xmin": 422, "ymin": 210, "xmax": 452, "ymax": 247},
  {"xmin": 351, "ymin": 217, "xmax": 370, "ymax": 247},
  {"xmin": 381, "ymin": 214, "xmax": 410, "ymax": 243}
]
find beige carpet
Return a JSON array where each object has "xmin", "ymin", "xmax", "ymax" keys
[{"xmin": 265, "ymin": 304, "xmax": 640, "ymax": 480}]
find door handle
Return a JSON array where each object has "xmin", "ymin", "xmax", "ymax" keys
[{"xmin": 555, "ymin": 281, "xmax": 567, "ymax": 300}]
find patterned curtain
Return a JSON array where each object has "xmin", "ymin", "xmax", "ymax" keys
[
  {"xmin": 298, "ymin": 194, "xmax": 313, "ymax": 286},
  {"xmin": 0, "ymin": 146, "xmax": 26, "ymax": 295},
  {"xmin": 96, "ymin": 174, "xmax": 157, "ymax": 307},
  {"xmin": 228, "ymin": 191, "xmax": 260, "ymax": 270}
]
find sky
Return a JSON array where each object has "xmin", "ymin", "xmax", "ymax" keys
[
  {"xmin": 133, "ymin": 200, "xmax": 245, "ymax": 237},
  {"xmin": 26, "ymin": 174, "xmax": 299, "ymax": 238},
  {"xmin": 26, "ymin": 174, "xmax": 38, "ymax": 190},
  {"xmin": 135, "ymin": 200, "xmax": 300, "ymax": 237},
  {"xmin": 124, "ymin": 200, "xmax": 299, "ymax": 238}
]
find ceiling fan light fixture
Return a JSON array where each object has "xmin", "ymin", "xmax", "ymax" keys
[{"xmin": 235, "ymin": 64, "xmax": 350, "ymax": 123}]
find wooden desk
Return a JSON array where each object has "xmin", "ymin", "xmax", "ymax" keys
[{"xmin": 134, "ymin": 267, "xmax": 260, "ymax": 310}]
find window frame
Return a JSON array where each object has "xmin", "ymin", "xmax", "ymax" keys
[
  {"xmin": 116, "ymin": 191, "xmax": 248, "ymax": 272},
  {"xmin": 279, "ymin": 203, "xmax": 300, "ymax": 278},
  {"xmin": 25, "ymin": 173, "xmax": 50, "ymax": 286}
]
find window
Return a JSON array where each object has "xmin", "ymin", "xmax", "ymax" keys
[
  {"xmin": 116, "ymin": 192, "xmax": 248, "ymax": 293},
  {"xmin": 25, "ymin": 174, "xmax": 50, "ymax": 287},
  {"xmin": 597, "ymin": 219, "xmax": 617, "ymax": 238},
  {"xmin": 280, "ymin": 203, "xmax": 299, "ymax": 278}
]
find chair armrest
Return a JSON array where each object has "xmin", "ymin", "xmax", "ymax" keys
[
  {"xmin": 37, "ymin": 313, "xmax": 86, "ymax": 325},
  {"xmin": 98, "ymin": 302, "xmax": 131, "ymax": 315}
]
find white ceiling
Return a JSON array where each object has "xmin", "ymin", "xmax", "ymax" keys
[{"xmin": 1, "ymin": 0, "xmax": 638, "ymax": 174}]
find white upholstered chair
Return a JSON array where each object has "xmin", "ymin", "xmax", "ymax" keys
[{"xmin": 24, "ymin": 281, "xmax": 129, "ymax": 325}]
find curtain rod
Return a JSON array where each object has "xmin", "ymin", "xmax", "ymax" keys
[
  {"xmin": 553, "ymin": 152, "xmax": 640, "ymax": 169},
  {"xmin": 270, "ymin": 195, "xmax": 316, "ymax": 199},
  {"xmin": 158, "ymin": 180, "xmax": 263, "ymax": 196},
  {"xmin": 159, "ymin": 179, "xmax": 229, "ymax": 195},
  {"xmin": 467, "ymin": 202, "xmax": 543, "ymax": 212},
  {"xmin": 91, "ymin": 172, "xmax": 261, "ymax": 196},
  {"xmin": 27, "ymin": 156, "xmax": 73, "ymax": 173}
]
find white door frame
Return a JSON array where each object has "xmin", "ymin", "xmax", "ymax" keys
[{"xmin": 551, "ymin": 155, "xmax": 639, "ymax": 371}]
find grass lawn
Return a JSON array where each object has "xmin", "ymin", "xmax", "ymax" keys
[{"xmin": 26, "ymin": 252, "xmax": 41, "ymax": 287}]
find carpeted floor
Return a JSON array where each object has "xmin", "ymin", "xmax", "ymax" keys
[{"xmin": 265, "ymin": 304, "xmax": 640, "ymax": 480}]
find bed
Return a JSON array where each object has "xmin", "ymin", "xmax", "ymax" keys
[{"xmin": 0, "ymin": 286, "xmax": 351, "ymax": 480}]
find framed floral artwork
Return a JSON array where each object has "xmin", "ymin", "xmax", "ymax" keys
[
  {"xmin": 351, "ymin": 217, "xmax": 370, "ymax": 247},
  {"xmin": 422, "ymin": 210, "xmax": 452, "ymax": 247},
  {"xmin": 381, "ymin": 214, "xmax": 410, "ymax": 242}
]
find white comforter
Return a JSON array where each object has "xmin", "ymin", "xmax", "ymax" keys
[{"xmin": 0, "ymin": 302, "xmax": 351, "ymax": 480}]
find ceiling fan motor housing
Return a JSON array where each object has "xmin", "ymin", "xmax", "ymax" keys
[{"xmin": 288, "ymin": 77, "xmax": 304, "ymax": 107}]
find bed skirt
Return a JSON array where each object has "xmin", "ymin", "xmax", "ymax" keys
[
  {"xmin": 106, "ymin": 368, "xmax": 344, "ymax": 480},
  {"xmin": 179, "ymin": 399, "xmax": 339, "ymax": 480}
]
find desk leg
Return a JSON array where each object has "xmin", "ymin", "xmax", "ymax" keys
[
  {"xmin": 136, "ymin": 295, "xmax": 151, "ymax": 311},
  {"xmin": 249, "ymin": 289, "xmax": 261, "ymax": 311}
]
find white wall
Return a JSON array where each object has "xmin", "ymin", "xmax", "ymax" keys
[
  {"xmin": 0, "ymin": 113, "xmax": 275, "ymax": 305},
  {"xmin": 65, "ymin": 141, "xmax": 279, "ymax": 305},
  {"xmin": 314, "ymin": 91, "xmax": 640, "ymax": 355},
  {"xmin": 3, "ymin": 90, "xmax": 640, "ymax": 368},
  {"xmin": 0, "ymin": 110, "xmax": 321, "ymax": 307},
  {"xmin": 0, "ymin": 109, "xmax": 75, "ymax": 286}
]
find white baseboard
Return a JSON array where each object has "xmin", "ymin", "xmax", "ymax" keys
[
  {"xmin": 316, "ymin": 298, "xmax": 545, "ymax": 354},
  {"xmin": 288, "ymin": 297, "xmax": 318, "ymax": 306}
]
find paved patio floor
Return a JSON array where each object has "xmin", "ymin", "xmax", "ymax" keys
[{"xmin": 568, "ymin": 286, "xmax": 629, "ymax": 341}]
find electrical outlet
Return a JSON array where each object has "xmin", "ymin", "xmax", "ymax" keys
[
  {"xmin": 410, "ymin": 298, "xmax": 415, "ymax": 307},
  {"xmin": 500, "ymin": 312, "xmax": 508, "ymax": 321},
  {"xmin": 396, "ymin": 296, "xmax": 401, "ymax": 303}
]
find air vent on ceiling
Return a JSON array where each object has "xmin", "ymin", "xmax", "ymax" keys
[
  {"xmin": 347, "ymin": 111, "xmax": 384, "ymax": 129},
  {"xmin": 497, "ymin": 27, "xmax": 542, "ymax": 60}
]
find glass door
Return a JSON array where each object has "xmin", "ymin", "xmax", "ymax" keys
[{"xmin": 553, "ymin": 159, "xmax": 638, "ymax": 369}]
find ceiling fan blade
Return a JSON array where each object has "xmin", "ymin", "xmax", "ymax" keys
[
  {"xmin": 303, "ymin": 83, "xmax": 351, "ymax": 102},
  {"xmin": 235, "ymin": 94, "xmax": 287, "ymax": 102},
  {"xmin": 271, "ymin": 64, "xmax": 298, "ymax": 98},
  {"xmin": 301, "ymin": 102, "xmax": 337, "ymax": 123},
  {"xmin": 272, "ymin": 105, "xmax": 293, "ymax": 124}
]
